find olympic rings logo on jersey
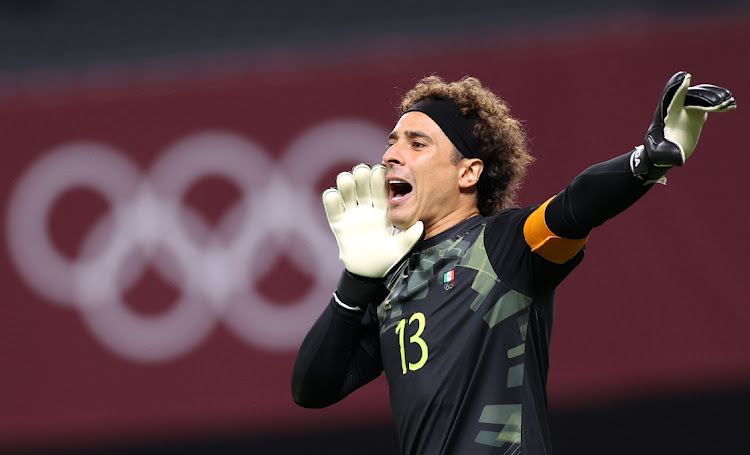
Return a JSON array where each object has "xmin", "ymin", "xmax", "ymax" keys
[{"xmin": 6, "ymin": 119, "xmax": 388, "ymax": 363}]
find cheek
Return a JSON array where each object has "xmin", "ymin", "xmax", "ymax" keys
[
  {"xmin": 412, "ymin": 155, "xmax": 455, "ymax": 200},
  {"xmin": 416, "ymin": 173, "xmax": 451, "ymax": 206}
]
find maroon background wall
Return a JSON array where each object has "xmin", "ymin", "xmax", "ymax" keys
[{"xmin": 1, "ymin": 15, "xmax": 749, "ymax": 454}]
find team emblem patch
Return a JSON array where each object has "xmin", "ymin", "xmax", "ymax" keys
[{"xmin": 443, "ymin": 269, "xmax": 455, "ymax": 290}]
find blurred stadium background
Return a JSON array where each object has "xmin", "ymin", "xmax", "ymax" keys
[{"xmin": 1, "ymin": 1, "xmax": 749, "ymax": 454}]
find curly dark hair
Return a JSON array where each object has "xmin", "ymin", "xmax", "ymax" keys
[{"xmin": 399, "ymin": 75, "xmax": 533, "ymax": 215}]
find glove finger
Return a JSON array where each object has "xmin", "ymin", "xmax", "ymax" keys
[
  {"xmin": 653, "ymin": 71, "xmax": 688, "ymax": 125},
  {"xmin": 322, "ymin": 188, "xmax": 346, "ymax": 224},
  {"xmin": 352, "ymin": 164, "xmax": 372, "ymax": 207},
  {"xmin": 643, "ymin": 71, "xmax": 689, "ymax": 167},
  {"xmin": 685, "ymin": 84, "xmax": 737, "ymax": 112},
  {"xmin": 336, "ymin": 171, "xmax": 357, "ymax": 210},
  {"xmin": 665, "ymin": 72, "xmax": 691, "ymax": 120},
  {"xmin": 395, "ymin": 221, "xmax": 424, "ymax": 252},
  {"xmin": 685, "ymin": 100, "xmax": 737, "ymax": 113},
  {"xmin": 370, "ymin": 164, "xmax": 388, "ymax": 211},
  {"xmin": 712, "ymin": 98, "xmax": 736, "ymax": 112}
]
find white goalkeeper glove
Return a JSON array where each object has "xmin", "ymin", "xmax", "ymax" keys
[
  {"xmin": 323, "ymin": 164, "xmax": 423, "ymax": 279},
  {"xmin": 634, "ymin": 71, "xmax": 736, "ymax": 181}
]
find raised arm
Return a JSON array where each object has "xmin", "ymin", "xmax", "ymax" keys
[{"xmin": 523, "ymin": 71, "xmax": 736, "ymax": 264}]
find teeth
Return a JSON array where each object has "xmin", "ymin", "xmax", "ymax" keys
[{"xmin": 388, "ymin": 179, "xmax": 406, "ymax": 184}]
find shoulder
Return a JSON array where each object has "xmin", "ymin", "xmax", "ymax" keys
[
  {"xmin": 485, "ymin": 205, "xmax": 541, "ymax": 233},
  {"xmin": 481, "ymin": 205, "xmax": 539, "ymax": 269},
  {"xmin": 483, "ymin": 204, "xmax": 583, "ymax": 294}
]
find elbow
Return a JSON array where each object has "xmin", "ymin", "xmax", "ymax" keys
[
  {"xmin": 293, "ymin": 395, "xmax": 320, "ymax": 409},
  {"xmin": 292, "ymin": 388, "xmax": 328, "ymax": 409},
  {"xmin": 291, "ymin": 377, "xmax": 326, "ymax": 409},
  {"xmin": 291, "ymin": 377, "xmax": 337, "ymax": 409},
  {"xmin": 291, "ymin": 378, "xmax": 307, "ymax": 407},
  {"xmin": 292, "ymin": 392, "xmax": 308, "ymax": 408},
  {"xmin": 291, "ymin": 383, "xmax": 311, "ymax": 408}
]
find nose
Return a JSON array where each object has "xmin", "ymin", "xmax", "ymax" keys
[{"xmin": 382, "ymin": 143, "xmax": 402, "ymax": 167}]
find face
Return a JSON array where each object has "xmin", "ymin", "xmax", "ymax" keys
[{"xmin": 383, "ymin": 111, "xmax": 481, "ymax": 237}]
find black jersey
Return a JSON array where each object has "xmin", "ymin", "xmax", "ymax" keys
[
  {"xmin": 374, "ymin": 208, "xmax": 582, "ymax": 454},
  {"xmin": 292, "ymin": 152, "xmax": 652, "ymax": 455}
]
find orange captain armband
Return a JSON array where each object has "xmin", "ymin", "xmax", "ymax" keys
[{"xmin": 523, "ymin": 197, "xmax": 588, "ymax": 264}]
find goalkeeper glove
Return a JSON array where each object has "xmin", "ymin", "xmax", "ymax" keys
[
  {"xmin": 323, "ymin": 164, "xmax": 423, "ymax": 279},
  {"xmin": 632, "ymin": 71, "xmax": 736, "ymax": 182}
]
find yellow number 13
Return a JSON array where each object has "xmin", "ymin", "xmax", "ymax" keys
[{"xmin": 395, "ymin": 312, "xmax": 429, "ymax": 374}]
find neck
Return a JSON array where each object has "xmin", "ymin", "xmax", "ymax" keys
[{"xmin": 423, "ymin": 206, "xmax": 481, "ymax": 239}]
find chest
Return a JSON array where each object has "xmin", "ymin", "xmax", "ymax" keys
[{"xmin": 376, "ymin": 237, "xmax": 532, "ymax": 386}]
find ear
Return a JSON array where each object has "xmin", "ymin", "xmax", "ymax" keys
[{"xmin": 458, "ymin": 158, "xmax": 484, "ymax": 189}]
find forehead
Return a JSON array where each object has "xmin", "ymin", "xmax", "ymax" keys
[{"xmin": 391, "ymin": 111, "xmax": 447, "ymax": 141}]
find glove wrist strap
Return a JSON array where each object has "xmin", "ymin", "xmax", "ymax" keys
[
  {"xmin": 630, "ymin": 146, "xmax": 669, "ymax": 185},
  {"xmin": 335, "ymin": 270, "xmax": 389, "ymax": 309}
]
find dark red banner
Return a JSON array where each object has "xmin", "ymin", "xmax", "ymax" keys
[{"xmin": 1, "ymin": 15, "xmax": 749, "ymax": 452}]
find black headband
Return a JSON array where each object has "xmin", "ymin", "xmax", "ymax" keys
[{"xmin": 404, "ymin": 98, "xmax": 482, "ymax": 160}]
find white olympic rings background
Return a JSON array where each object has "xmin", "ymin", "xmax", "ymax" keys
[{"xmin": 6, "ymin": 119, "xmax": 387, "ymax": 363}]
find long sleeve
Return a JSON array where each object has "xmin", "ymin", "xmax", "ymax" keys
[
  {"xmin": 522, "ymin": 151, "xmax": 657, "ymax": 264},
  {"xmin": 291, "ymin": 271, "xmax": 387, "ymax": 408},
  {"xmin": 545, "ymin": 151, "xmax": 653, "ymax": 239}
]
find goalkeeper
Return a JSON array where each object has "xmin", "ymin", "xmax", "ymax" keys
[{"xmin": 291, "ymin": 72, "xmax": 735, "ymax": 454}]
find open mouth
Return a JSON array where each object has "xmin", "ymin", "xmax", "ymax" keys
[{"xmin": 388, "ymin": 179, "xmax": 413, "ymax": 202}]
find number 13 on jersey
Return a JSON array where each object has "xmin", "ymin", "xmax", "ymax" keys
[{"xmin": 395, "ymin": 312, "xmax": 429, "ymax": 374}]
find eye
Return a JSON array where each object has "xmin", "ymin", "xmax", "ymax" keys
[{"xmin": 412, "ymin": 141, "xmax": 425, "ymax": 149}]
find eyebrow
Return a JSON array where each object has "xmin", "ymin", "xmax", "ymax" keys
[{"xmin": 388, "ymin": 130, "xmax": 434, "ymax": 143}]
